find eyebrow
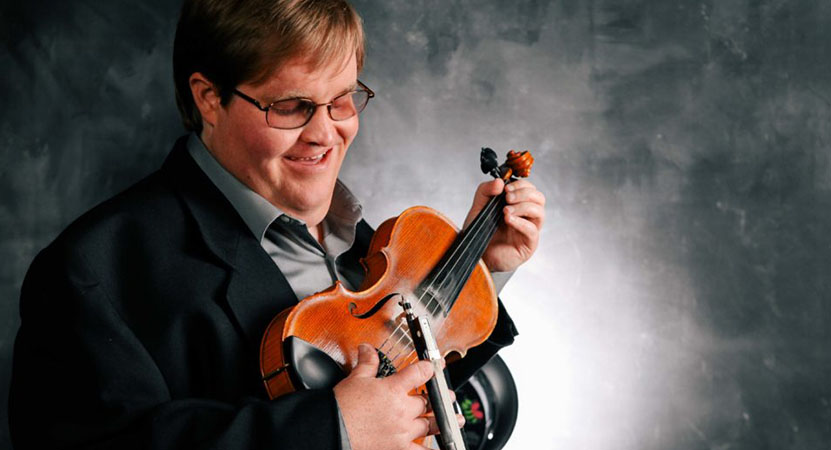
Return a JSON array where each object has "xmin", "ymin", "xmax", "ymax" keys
[{"xmin": 265, "ymin": 82, "xmax": 359, "ymax": 105}]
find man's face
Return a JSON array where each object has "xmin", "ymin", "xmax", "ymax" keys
[{"xmin": 206, "ymin": 53, "xmax": 360, "ymax": 221}]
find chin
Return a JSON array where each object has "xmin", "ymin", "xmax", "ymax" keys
[
  {"xmin": 285, "ymin": 179, "xmax": 336, "ymax": 215},
  {"xmin": 277, "ymin": 147, "xmax": 347, "ymax": 218}
]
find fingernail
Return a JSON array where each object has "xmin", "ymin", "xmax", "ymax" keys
[
  {"xmin": 358, "ymin": 343, "xmax": 371, "ymax": 356},
  {"xmin": 505, "ymin": 206, "xmax": 514, "ymax": 214},
  {"xmin": 506, "ymin": 184, "xmax": 515, "ymax": 192}
]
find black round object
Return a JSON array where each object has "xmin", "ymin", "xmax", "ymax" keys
[{"xmin": 457, "ymin": 354, "xmax": 519, "ymax": 450}]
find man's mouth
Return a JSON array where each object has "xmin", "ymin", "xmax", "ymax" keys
[{"xmin": 286, "ymin": 149, "xmax": 330, "ymax": 164}]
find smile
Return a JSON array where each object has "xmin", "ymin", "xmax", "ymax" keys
[{"xmin": 286, "ymin": 149, "xmax": 330, "ymax": 165}]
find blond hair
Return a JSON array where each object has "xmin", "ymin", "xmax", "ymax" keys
[{"xmin": 173, "ymin": 0, "xmax": 365, "ymax": 132}]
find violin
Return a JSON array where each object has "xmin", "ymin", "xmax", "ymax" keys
[{"xmin": 259, "ymin": 148, "xmax": 533, "ymax": 446}]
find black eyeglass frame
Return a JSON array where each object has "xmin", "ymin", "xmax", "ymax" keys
[{"xmin": 232, "ymin": 80, "xmax": 375, "ymax": 130}]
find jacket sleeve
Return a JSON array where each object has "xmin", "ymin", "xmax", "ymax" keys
[{"xmin": 8, "ymin": 245, "xmax": 343, "ymax": 450}]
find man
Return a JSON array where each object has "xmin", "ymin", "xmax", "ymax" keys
[{"xmin": 9, "ymin": 0, "xmax": 545, "ymax": 449}]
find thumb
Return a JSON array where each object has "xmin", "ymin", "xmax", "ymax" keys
[
  {"xmin": 388, "ymin": 360, "xmax": 434, "ymax": 394},
  {"xmin": 464, "ymin": 179, "xmax": 504, "ymax": 229},
  {"xmin": 349, "ymin": 343, "xmax": 379, "ymax": 379}
]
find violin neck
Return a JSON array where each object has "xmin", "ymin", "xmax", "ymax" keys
[{"xmin": 416, "ymin": 190, "xmax": 507, "ymax": 316}]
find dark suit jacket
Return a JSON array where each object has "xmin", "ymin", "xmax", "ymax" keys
[{"xmin": 9, "ymin": 136, "xmax": 517, "ymax": 450}]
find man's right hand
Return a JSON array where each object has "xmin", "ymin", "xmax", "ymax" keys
[{"xmin": 333, "ymin": 343, "xmax": 435, "ymax": 450}]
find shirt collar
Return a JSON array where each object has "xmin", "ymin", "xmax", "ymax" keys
[
  {"xmin": 323, "ymin": 181, "xmax": 363, "ymax": 255},
  {"xmin": 186, "ymin": 133, "xmax": 363, "ymax": 247}
]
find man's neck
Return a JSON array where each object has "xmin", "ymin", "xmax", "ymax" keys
[{"xmin": 307, "ymin": 223, "xmax": 324, "ymax": 244}]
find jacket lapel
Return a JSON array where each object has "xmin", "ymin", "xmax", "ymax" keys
[{"xmin": 160, "ymin": 138, "xmax": 298, "ymax": 347}]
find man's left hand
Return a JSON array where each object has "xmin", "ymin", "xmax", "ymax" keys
[{"xmin": 463, "ymin": 179, "xmax": 545, "ymax": 273}]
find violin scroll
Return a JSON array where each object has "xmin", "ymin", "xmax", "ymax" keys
[
  {"xmin": 480, "ymin": 148, "xmax": 534, "ymax": 181},
  {"xmin": 505, "ymin": 150, "xmax": 534, "ymax": 178}
]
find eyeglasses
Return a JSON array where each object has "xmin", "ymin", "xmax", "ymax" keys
[{"xmin": 232, "ymin": 80, "xmax": 375, "ymax": 130}]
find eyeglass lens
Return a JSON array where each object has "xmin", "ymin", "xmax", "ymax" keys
[{"xmin": 266, "ymin": 90, "xmax": 371, "ymax": 129}]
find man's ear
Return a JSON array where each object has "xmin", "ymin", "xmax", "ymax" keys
[{"xmin": 189, "ymin": 73, "xmax": 221, "ymax": 129}]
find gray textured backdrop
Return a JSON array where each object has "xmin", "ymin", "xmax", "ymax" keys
[{"xmin": 2, "ymin": 1, "xmax": 830, "ymax": 449}]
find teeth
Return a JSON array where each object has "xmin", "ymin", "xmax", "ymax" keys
[{"xmin": 288, "ymin": 150, "xmax": 327, "ymax": 162}]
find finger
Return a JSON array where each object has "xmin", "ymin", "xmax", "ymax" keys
[
  {"xmin": 478, "ymin": 178, "xmax": 505, "ymax": 198},
  {"xmin": 504, "ymin": 179, "xmax": 536, "ymax": 192},
  {"xmin": 504, "ymin": 202, "xmax": 545, "ymax": 227},
  {"xmin": 475, "ymin": 179, "xmax": 502, "ymax": 205},
  {"xmin": 423, "ymin": 414, "xmax": 466, "ymax": 436},
  {"xmin": 419, "ymin": 391, "xmax": 454, "ymax": 414},
  {"xmin": 389, "ymin": 360, "xmax": 434, "ymax": 393},
  {"xmin": 424, "ymin": 390, "xmax": 456, "ymax": 412},
  {"xmin": 426, "ymin": 415, "xmax": 440, "ymax": 436},
  {"xmin": 466, "ymin": 179, "xmax": 503, "ymax": 219},
  {"xmin": 349, "ymin": 343, "xmax": 379, "ymax": 378},
  {"xmin": 464, "ymin": 179, "xmax": 506, "ymax": 229},
  {"xmin": 421, "ymin": 390, "xmax": 456, "ymax": 413},
  {"xmin": 404, "ymin": 392, "xmax": 430, "ymax": 417},
  {"xmin": 504, "ymin": 215, "xmax": 541, "ymax": 245},
  {"xmin": 472, "ymin": 180, "xmax": 504, "ymax": 210},
  {"xmin": 407, "ymin": 439, "xmax": 433, "ymax": 450},
  {"xmin": 408, "ymin": 416, "xmax": 432, "ymax": 440},
  {"xmin": 504, "ymin": 186, "xmax": 546, "ymax": 207},
  {"xmin": 423, "ymin": 392, "xmax": 432, "ymax": 413}
]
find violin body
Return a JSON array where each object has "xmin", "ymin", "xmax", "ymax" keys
[{"xmin": 260, "ymin": 205, "xmax": 499, "ymax": 399}]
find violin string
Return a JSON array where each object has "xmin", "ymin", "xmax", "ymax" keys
[
  {"xmin": 393, "ymin": 199, "xmax": 503, "ymax": 365},
  {"xmin": 386, "ymin": 330, "xmax": 411, "ymax": 363},
  {"xmin": 390, "ymin": 320, "xmax": 415, "ymax": 356},
  {"xmin": 389, "ymin": 189, "xmax": 506, "ymax": 365},
  {"xmin": 378, "ymin": 316, "xmax": 405, "ymax": 356},
  {"xmin": 379, "ymin": 316, "xmax": 409, "ymax": 353},
  {"xmin": 446, "ymin": 197, "xmax": 503, "ymax": 307},
  {"xmin": 446, "ymin": 195, "xmax": 505, "ymax": 304},
  {"xmin": 443, "ymin": 214, "xmax": 501, "ymax": 312},
  {"xmin": 380, "ymin": 181, "xmax": 509, "ymax": 366},
  {"xmin": 425, "ymin": 193, "xmax": 504, "ymax": 313},
  {"xmin": 392, "ymin": 205, "xmax": 499, "ymax": 370},
  {"xmin": 385, "ymin": 195, "xmax": 504, "ymax": 365},
  {"xmin": 391, "ymin": 218, "xmax": 504, "ymax": 366},
  {"xmin": 420, "ymin": 192, "xmax": 504, "ymax": 314}
]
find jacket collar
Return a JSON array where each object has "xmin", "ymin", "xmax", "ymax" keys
[{"xmin": 159, "ymin": 136, "xmax": 298, "ymax": 346}]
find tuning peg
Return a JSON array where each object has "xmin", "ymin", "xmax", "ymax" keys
[{"xmin": 480, "ymin": 147, "xmax": 499, "ymax": 175}]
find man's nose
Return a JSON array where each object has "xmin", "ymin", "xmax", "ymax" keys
[{"xmin": 299, "ymin": 106, "xmax": 336, "ymax": 148}]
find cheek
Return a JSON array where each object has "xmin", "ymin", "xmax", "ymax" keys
[
  {"xmin": 241, "ymin": 125, "xmax": 298, "ymax": 159},
  {"xmin": 218, "ymin": 105, "xmax": 293, "ymax": 157},
  {"xmin": 338, "ymin": 118, "xmax": 360, "ymax": 148}
]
